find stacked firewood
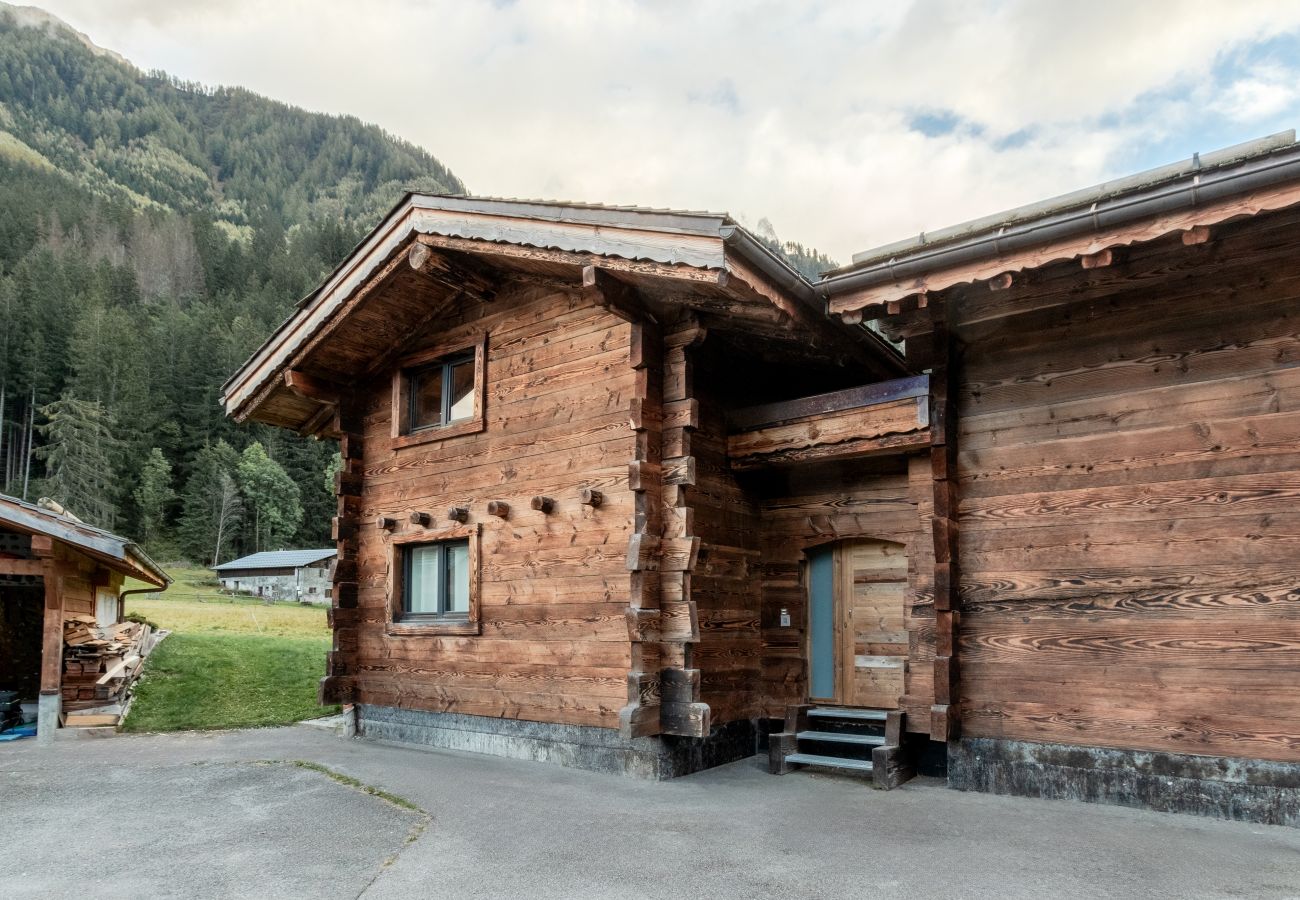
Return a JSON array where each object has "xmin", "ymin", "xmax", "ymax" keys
[{"xmin": 61, "ymin": 616, "xmax": 153, "ymax": 724}]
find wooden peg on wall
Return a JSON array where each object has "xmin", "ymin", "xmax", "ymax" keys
[
  {"xmin": 531, "ymin": 496, "xmax": 555, "ymax": 514},
  {"xmin": 580, "ymin": 488, "xmax": 603, "ymax": 508},
  {"xmin": 409, "ymin": 511, "xmax": 432, "ymax": 527},
  {"xmin": 447, "ymin": 506, "xmax": 469, "ymax": 524},
  {"xmin": 487, "ymin": 501, "xmax": 510, "ymax": 518},
  {"xmin": 375, "ymin": 516, "xmax": 397, "ymax": 531}
]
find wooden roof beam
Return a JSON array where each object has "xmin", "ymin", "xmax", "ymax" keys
[
  {"xmin": 408, "ymin": 243, "xmax": 497, "ymax": 301},
  {"xmin": 283, "ymin": 369, "xmax": 344, "ymax": 405},
  {"xmin": 582, "ymin": 265, "xmax": 648, "ymax": 323}
]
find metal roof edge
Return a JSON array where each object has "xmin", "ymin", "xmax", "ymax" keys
[
  {"xmin": 821, "ymin": 131, "xmax": 1300, "ymax": 296},
  {"xmin": 839, "ymin": 131, "xmax": 1295, "ymax": 272}
]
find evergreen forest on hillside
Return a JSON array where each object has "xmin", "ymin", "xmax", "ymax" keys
[{"xmin": 0, "ymin": 9, "xmax": 463, "ymax": 562}]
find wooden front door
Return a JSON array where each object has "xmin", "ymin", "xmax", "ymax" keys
[{"xmin": 806, "ymin": 539, "xmax": 907, "ymax": 708}]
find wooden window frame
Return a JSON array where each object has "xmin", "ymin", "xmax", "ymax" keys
[
  {"xmin": 386, "ymin": 524, "xmax": 481, "ymax": 637},
  {"xmin": 390, "ymin": 336, "xmax": 486, "ymax": 449}
]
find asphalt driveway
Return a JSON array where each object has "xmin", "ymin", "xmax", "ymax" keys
[{"xmin": 1, "ymin": 725, "xmax": 1297, "ymax": 899}]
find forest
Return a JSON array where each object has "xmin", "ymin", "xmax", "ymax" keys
[{"xmin": 0, "ymin": 9, "xmax": 836, "ymax": 564}]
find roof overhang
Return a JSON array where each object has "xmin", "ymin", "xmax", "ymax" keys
[
  {"xmin": 223, "ymin": 194, "xmax": 905, "ymax": 430},
  {"xmin": 0, "ymin": 495, "xmax": 170, "ymax": 588},
  {"xmin": 822, "ymin": 131, "xmax": 1300, "ymax": 323}
]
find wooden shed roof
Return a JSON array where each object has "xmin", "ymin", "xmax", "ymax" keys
[
  {"xmin": 0, "ymin": 494, "xmax": 170, "ymax": 588},
  {"xmin": 223, "ymin": 194, "xmax": 905, "ymax": 431}
]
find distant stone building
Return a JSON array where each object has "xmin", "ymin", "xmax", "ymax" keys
[{"xmin": 212, "ymin": 549, "xmax": 336, "ymax": 603}]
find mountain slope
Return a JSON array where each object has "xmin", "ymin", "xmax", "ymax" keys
[
  {"xmin": 0, "ymin": 5, "xmax": 463, "ymax": 557},
  {"xmin": 0, "ymin": 3, "xmax": 462, "ymax": 227}
]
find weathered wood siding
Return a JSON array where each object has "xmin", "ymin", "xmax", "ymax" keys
[
  {"xmin": 350, "ymin": 284, "xmax": 638, "ymax": 729},
  {"xmin": 689, "ymin": 343, "xmax": 763, "ymax": 725},
  {"xmin": 755, "ymin": 459, "xmax": 933, "ymax": 731},
  {"xmin": 957, "ymin": 244, "xmax": 1300, "ymax": 762}
]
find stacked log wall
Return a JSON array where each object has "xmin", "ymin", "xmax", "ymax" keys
[
  {"xmin": 687, "ymin": 342, "xmax": 763, "ymax": 725},
  {"xmin": 956, "ymin": 243, "xmax": 1300, "ymax": 762},
  {"xmin": 348, "ymin": 284, "xmax": 638, "ymax": 729}
]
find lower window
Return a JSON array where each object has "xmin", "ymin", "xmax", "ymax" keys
[{"xmin": 402, "ymin": 540, "xmax": 470, "ymax": 619}]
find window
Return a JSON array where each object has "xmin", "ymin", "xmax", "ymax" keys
[
  {"xmin": 392, "ymin": 338, "xmax": 486, "ymax": 446},
  {"xmin": 388, "ymin": 525, "xmax": 481, "ymax": 636},
  {"xmin": 402, "ymin": 540, "xmax": 470, "ymax": 618}
]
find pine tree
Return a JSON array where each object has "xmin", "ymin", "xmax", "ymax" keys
[
  {"xmin": 34, "ymin": 393, "xmax": 122, "ymax": 528},
  {"xmin": 236, "ymin": 442, "xmax": 302, "ymax": 552},
  {"xmin": 177, "ymin": 439, "xmax": 241, "ymax": 564},
  {"xmin": 133, "ymin": 447, "xmax": 175, "ymax": 547}
]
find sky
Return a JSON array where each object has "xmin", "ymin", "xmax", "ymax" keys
[{"xmin": 29, "ymin": 0, "xmax": 1300, "ymax": 262}]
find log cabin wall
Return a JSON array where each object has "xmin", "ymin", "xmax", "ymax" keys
[
  {"xmin": 348, "ymin": 283, "xmax": 638, "ymax": 730},
  {"xmin": 753, "ymin": 456, "xmax": 933, "ymax": 731},
  {"xmin": 687, "ymin": 341, "xmax": 764, "ymax": 727},
  {"xmin": 954, "ymin": 223, "xmax": 1300, "ymax": 765}
]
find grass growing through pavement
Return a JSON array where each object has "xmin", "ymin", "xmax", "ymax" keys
[{"xmin": 121, "ymin": 565, "xmax": 338, "ymax": 733}]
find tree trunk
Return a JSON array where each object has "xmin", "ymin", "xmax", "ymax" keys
[{"xmin": 21, "ymin": 387, "xmax": 34, "ymax": 500}]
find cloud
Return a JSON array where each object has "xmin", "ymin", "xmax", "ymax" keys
[{"xmin": 30, "ymin": 0, "xmax": 1300, "ymax": 262}]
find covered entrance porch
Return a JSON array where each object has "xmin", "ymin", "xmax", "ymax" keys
[{"xmin": 723, "ymin": 374, "xmax": 937, "ymax": 787}]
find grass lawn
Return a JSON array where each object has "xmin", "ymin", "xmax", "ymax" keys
[{"xmin": 121, "ymin": 565, "xmax": 338, "ymax": 732}]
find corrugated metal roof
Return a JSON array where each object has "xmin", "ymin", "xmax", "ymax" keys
[
  {"xmin": 0, "ymin": 493, "xmax": 170, "ymax": 587},
  {"xmin": 212, "ymin": 548, "xmax": 337, "ymax": 572}
]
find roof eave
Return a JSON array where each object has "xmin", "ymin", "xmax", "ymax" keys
[{"xmin": 822, "ymin": 132, "xmax": 1300, "ymax": 302}]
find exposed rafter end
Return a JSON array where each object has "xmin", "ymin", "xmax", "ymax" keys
[
  {"xmin": 1181, "ymin": 225, "xmax": 1212, "ymax": 246},
  {"xmin": 582, "ymin": 265, "xmax": 650, "ymax": 323},
  {"xmin": 284, "ymin": 369, "xmax": 343, "ymax": 405},
  {"xmin": 987, "ymin": 272, "xmax": 1014, "ymax": 291},
  {"xmin": 408, "ymin": 242, "xmax": 497, "ymax": 301},
  {"xmin": 1080, "ymin": 248, "xmax": 1115, "ymax": 269}
]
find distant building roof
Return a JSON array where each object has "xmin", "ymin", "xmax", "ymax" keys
[
  {"xmin": 0, "ymin": 493, "xmax": 170, "ymax": 587},
  {"xmin": 212, "ymin": 549, "xmax": 337, "ymax": 572}
]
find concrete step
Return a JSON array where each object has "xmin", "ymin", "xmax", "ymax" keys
[
  {"xmin": 809, "ymin": 707, "xmax": 887, "ymax": 722},
  {"xmin": 785, "ymin": 752, "xmax": 874, "ymax": 773},
  {"xmin": 797, "ymin": 730, "xmax": 886, "ymax": 746}
]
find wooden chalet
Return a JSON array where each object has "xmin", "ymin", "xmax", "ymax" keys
[
  {"xmin": 0, "ymin": 494, "xmax": 169, "ymax": 739},
  {"xmin": 225, "ymin": 131, "xmax": 1300, "ymax": 824}
]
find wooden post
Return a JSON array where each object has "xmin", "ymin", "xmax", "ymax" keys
[
  {"xmin": 928, "ymin": 302, "xmax": 961, "ymax": 743},
  {"xmin": 657, "ymin": 315, "xmax": 709, "ymax": 738},
  {"xmin": 323, "ymin": 399, "xmax": 363, "ymax": 707},
  {"xmin": 620, "ymin": 319, "xmax": 665, "ymax": 739}
]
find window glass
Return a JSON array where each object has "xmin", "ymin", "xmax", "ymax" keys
[
  {"xmin": 445, "ymin": 542, "xmax": 470, "ymax": 614},
  {"xmin": 406, "ymin": 544, "xmax": 442, "ymax": 614},
  {"xmin": 448, "ymin": 358, "xmax": 476, "ymax": 421},
  {"xmin": 410, "ymin": 366, "xmax": 444, "ymax": 430}
]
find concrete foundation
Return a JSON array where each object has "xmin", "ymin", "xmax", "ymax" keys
[
  {"xmin": 356, "ymin": 704, "xmax": 756, "ymax": 779},
  {"xmin": 949, "ymin": 737, "xmax": 1300, "ymax": 828},
  {"xmin": 35, "ymin": 693, "xmax": 59, "ymax": 745}
]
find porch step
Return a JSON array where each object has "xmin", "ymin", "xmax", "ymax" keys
[
  {"xmin": 796, "ymin": 730, "xmax": 885, "ymax": 746},
  {"xmin": 809, "ymin": 707, "xmax": 887, "ymax": 722},
  {"xmin": 784, "ymin": 752, "xmax": 874, "ymax": 773}
]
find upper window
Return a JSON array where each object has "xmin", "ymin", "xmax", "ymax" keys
[
  {"xmin": 392, "ymin": 338, "xmax": 486, "ymax": 446},
  {"xmin": 410, "ymin": 353, "xmax": 476, "ymax": 431}
]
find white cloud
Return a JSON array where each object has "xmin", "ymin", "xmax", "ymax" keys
[{"xmin": 28, "ymin": 0, "xmax": 1300, "ymax": 262}]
